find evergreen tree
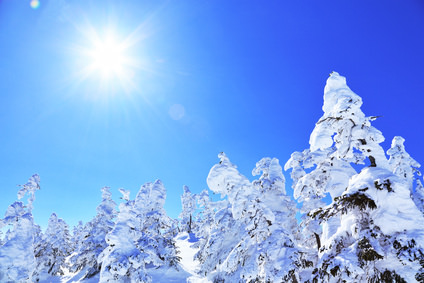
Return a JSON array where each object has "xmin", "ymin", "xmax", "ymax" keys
[
  {"xmin": 33, "ymin": 213, "xmax": 72, "ymax": 280},
  {"xmin": 70, "ymin": 220, "xmax": 84, "ymax": 252},
  {"xmin": 387, "ymin": 136, "xmax": 424, "ymax": 215},
  {"xmin": 0, "ymin": 174, "xmax": 40, "ymax": 283},
  {"xmin": 179, "ymin": 185, "xmax": 196, "ymax": 233},
  {"xmin": 296, "ymin": 72, "xmax": 424, "ymax": 282},
  {"xmin": 249, "ymin": 157, "xmax": 300, "ymax": 282},
  {"xmin": 99, "ymin": 188, "xmax": 151, "ymax": 283},
  {"xmin": 192, "ymin": 189, "xmax": 215, "ymax": 252},
  {"xmin": 415, "ymin": 180, "xmax": 424, "ymax": 215},
  {"xmin": 309, "ymin": 72, "xmax": 390, "ymax": 170},
  {"xmin": 387, "ymin": 136, "xmax": 421, "ymax": 186},
  {"xmin": 134, "ymin": 180, "xmax": 180, "ymax": 269},
  {"xmin": 200, "ymin": 153, "xmax": 300, "ymax": 282},
  {"xmin": 69, "ymin": 187, "xmax": 116, "ymax": 279},
  {"xmin": 99, "ymin": 181, "xmax": 180, "ymax": 282}
]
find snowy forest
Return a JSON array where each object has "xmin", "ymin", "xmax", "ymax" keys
[{"xmin": 1, "ymin": 72, "xmax": 424, "ymax": 282}]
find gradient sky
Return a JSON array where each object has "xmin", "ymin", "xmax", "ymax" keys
[{"xmin": 1, "ymin": 0, "xmax": 424, "ymax": 229}]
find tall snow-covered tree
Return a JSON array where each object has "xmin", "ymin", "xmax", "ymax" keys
[
  {"xmin": 199, "ymin": 153, "xmax": 300, "ymax": 282},
  {"xmin": 415, "ymin": 180, "xmax": 424, "ymax": 215},
  {"xmin": 387, "ymin": 136, "xmax": 424, "ymax": 215},
  {"xmin": 134, "ymin": 180, "xmax": 180, "ymax": 269},
  {"xmin": 33, "ymin": 213, "xmax": 72, "ymax": 280},
  {"xmin": 294, "ymin": 72, "xmax": 424, "ymax": 282},
  {"xmin": 192, "ymin": 189, "xmax": 215, "ymax": 252},
  {"xmin": 69, "ymin": 186, "xmax": 116, "ymax": 279},
  {"xmin": 99, "ymin": 181, "xmax": 180, "ymax": 282},
  {"xmin": 248, "ymin": 157, "xmax": 300, "ymax": 282},
  {"xmin": 70, "ymin": 220, "xmax": 84, "ymax": 251},
  {"xmin": 179, "ymin": 185, "xmax": 196, "ymax": 233},
  {"xmin": 196, "ymin": 153, "xmax": 245, "ymax": 280},
  {"xmin": 99, "ymin": 188, "xmax": 151, "ymax": 283},
  {"xmin": 387, "ymin": 136, "xmax": 421, "ymax": 186},
  {"xmin": 0, "ymin": 174, "xmax": 40, "ymax": 283},
  {"xmin": 285, "ymin": 125, "xmax": 356, "ymax": 279},
  {"xmin": 309, "ymin": 71, "xmax": 390, "ymax": 170}
]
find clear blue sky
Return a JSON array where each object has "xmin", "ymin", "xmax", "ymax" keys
[{"xmin": 1, "ymin": 0, "xmax": 424, "ymax": 229}]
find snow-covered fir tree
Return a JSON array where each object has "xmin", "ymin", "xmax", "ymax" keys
[
  {"xmin": 387, "ymin": 136, "xmax": 421, "ymax": 186},
  {"xmin": 69, "ymin": 186, "xmax": 116, "ymax": 279},
  {"xmin": 70, "ymin": 220, "xmax": 84, "ymax": 251},
  {"xmin": 249, "ymin": 157, "xmax": 300, "ymax": 282},
  {"xmin": 192, "ymin": 189, "xmax": 215, "ymax": 252},
  {"xmin": 387, "ymin": 136, "xmax": 424, "ymax": 215},
  {"xmin": 196, "ymin": 153, "xmax": 248, "ymax": 281},
  {"xmin": 33, "ymin": 213, "xmax": 72, "ymax": 281},
  {"xmin": 199, "ymin": 153, "xmax": 300, "ymax": 282},
  {"xmin": 99, "ymin": 181, "xmax": 180, "ymax": 282},
  {"xmin": 134, "ymin": 180, "xmax": 180, "ymax": 269},
  {"xmin": 0, "ymin": 174, "xmax": 40, "ymax": 283},
  {"xmin": 98, "ymin": 188, "xmax": 151, "ymax": 283},
  {"xmin": 179, "ymin": 185, "xmax": 196, "ymax": 233},
  {"xmin": 285, "ymin": 131, "xmax": 357, "ymax": 278},
  {"xmin": 415, "ymin": 180, "xmax": 424, "ymax": 215},
  {"xmin": 291, "ymin": 72, "xmax": 424, "ymax": 282}
]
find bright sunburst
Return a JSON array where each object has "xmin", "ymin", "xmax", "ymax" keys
[
  {"xmin": 90, "ymin": 35, "xmax": 126, "ymax": 78},
  {"xmin": 71, "ymin": 24, "xmax": 146, "ymax": 99}
]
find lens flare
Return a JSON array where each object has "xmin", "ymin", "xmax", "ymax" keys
[{"xmin": 30, "ymin": 0, "xmax": 40, "ymax": 9}]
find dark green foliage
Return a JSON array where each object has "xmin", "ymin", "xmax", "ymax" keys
[
  {"xmin": 337, "ymin": 192, "xmax": 377, "ymax": 213},
  {"xmin": 330, "ymin": 265, "xmax": 340, "ymax": 276},
  {"xmin": 416, "ymin": 271, "xmax": 424, "ymax": 283},
  {"xmin": 213, "ymin": 276, "xmax": 225, "ymax": 283},
  {"xmin": 357, "ymin": 237, "xmax": 383, "ymax": 265},
  {"xmin": 310, "ymin": 192, "xmax": 377, "ymax": 222},
  {"xmin": 393, "ymin": 238, "xmax": 424, "ymax": 282},
  {"xmin": 369, "ymin": 269, "xmax": 407, "ymax": 283},
  {"xmin": 374, "ymin": 179, "xmax": 394, "ymax": 192}
]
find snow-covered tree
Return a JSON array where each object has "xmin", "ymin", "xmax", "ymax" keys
[
  {"xmin": 248, "ymin": 157, "xmax": 300, "ymax": 282},
  {"xmin": 312, "ymin": 167, "xmax": 424, "ymax": 282},
  {"xmin": 199, "ymin": 153, "xmax": 300, "ymax": 282},
  {"xmin": 309, "ymin": 71, "xmax": 390, "ymax": 170},
  {"xmin": 0, "ymin": 174, "xmax": 40, "ymax": 283},
  {"xmin": 134, "ymin": 180, "xmax": 180, "ymax": 269},
  {"xmin": 387, "ymin": 136, "xmax": 421, "ymax": 184},
  {"xmin": 99, "ymin": 189, "xmax": 151, "ymax": 283},
  {"xmin": 70, "ymin": 220, "xmax": 84, "ymax": 251},
  {"xmin": 192, "ymin": 189, "xmax": 215, "ymax": 252},
  {"xmin": 387, "ymin": 136, "xmax": 424, "ymax": 215},
  {"xmin": 69, "ymin": 187, "xmax": 116, "ymax": 279},
  {"xmin": 415, "ymin": 180, "xmax": 424, "ymax": 215},
  {"xmin": 179, "ymin": 185, "xmax": 196, "ymax": 233},
  {"xmin": 292, "ymin": 72, "xmax": 424, "ymax": 282},
  {"xmin": 195, "ymin": 153, "xmax": 244, "ymax": 280},
  {"xmin": 285, "ymin": 118, "xmax": 357, "ymax": 279},
  {"xmin": 33, "ymin": 213, "xmax": 72, "ymax": 280},
  {"xmin": 99, "ymin": 181, "xmax": 180, "ymax": 282}
]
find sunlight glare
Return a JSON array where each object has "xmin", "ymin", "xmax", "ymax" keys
[
  {"xmin": 91, "ymin": 36, "xmax": 125, "ymax": 78},
  {"xmin": 70, "ymin": 19, "xmax": 155, "ymax": 102}
]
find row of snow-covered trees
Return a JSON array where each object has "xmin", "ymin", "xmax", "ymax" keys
[
  {"xmin": 0, "ymin": 179, "xmax": 180, "ymax": 282},
  {"xmin": 1, "ymin": 72, "xmax": 424, "ymax": 282}
]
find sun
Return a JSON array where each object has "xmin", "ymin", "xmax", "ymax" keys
[
  {"xmin": 83, "ymin": 30, "xmax": 134, "ymax": 82},
  {"xmin": 71, "ymin": 25, "xmax": 145, "ymax": 98},
  {"xmin": 86, "ymin": 32, "xmax": 135, "ymax": 81},
  {"xmin": 91, "ymin": 36, "xmax": 125, "ymax": 78}
]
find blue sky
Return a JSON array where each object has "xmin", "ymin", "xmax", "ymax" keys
[{"xmin": 1, "ymin": 0, "xmax": 424, "ymax": 229}]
